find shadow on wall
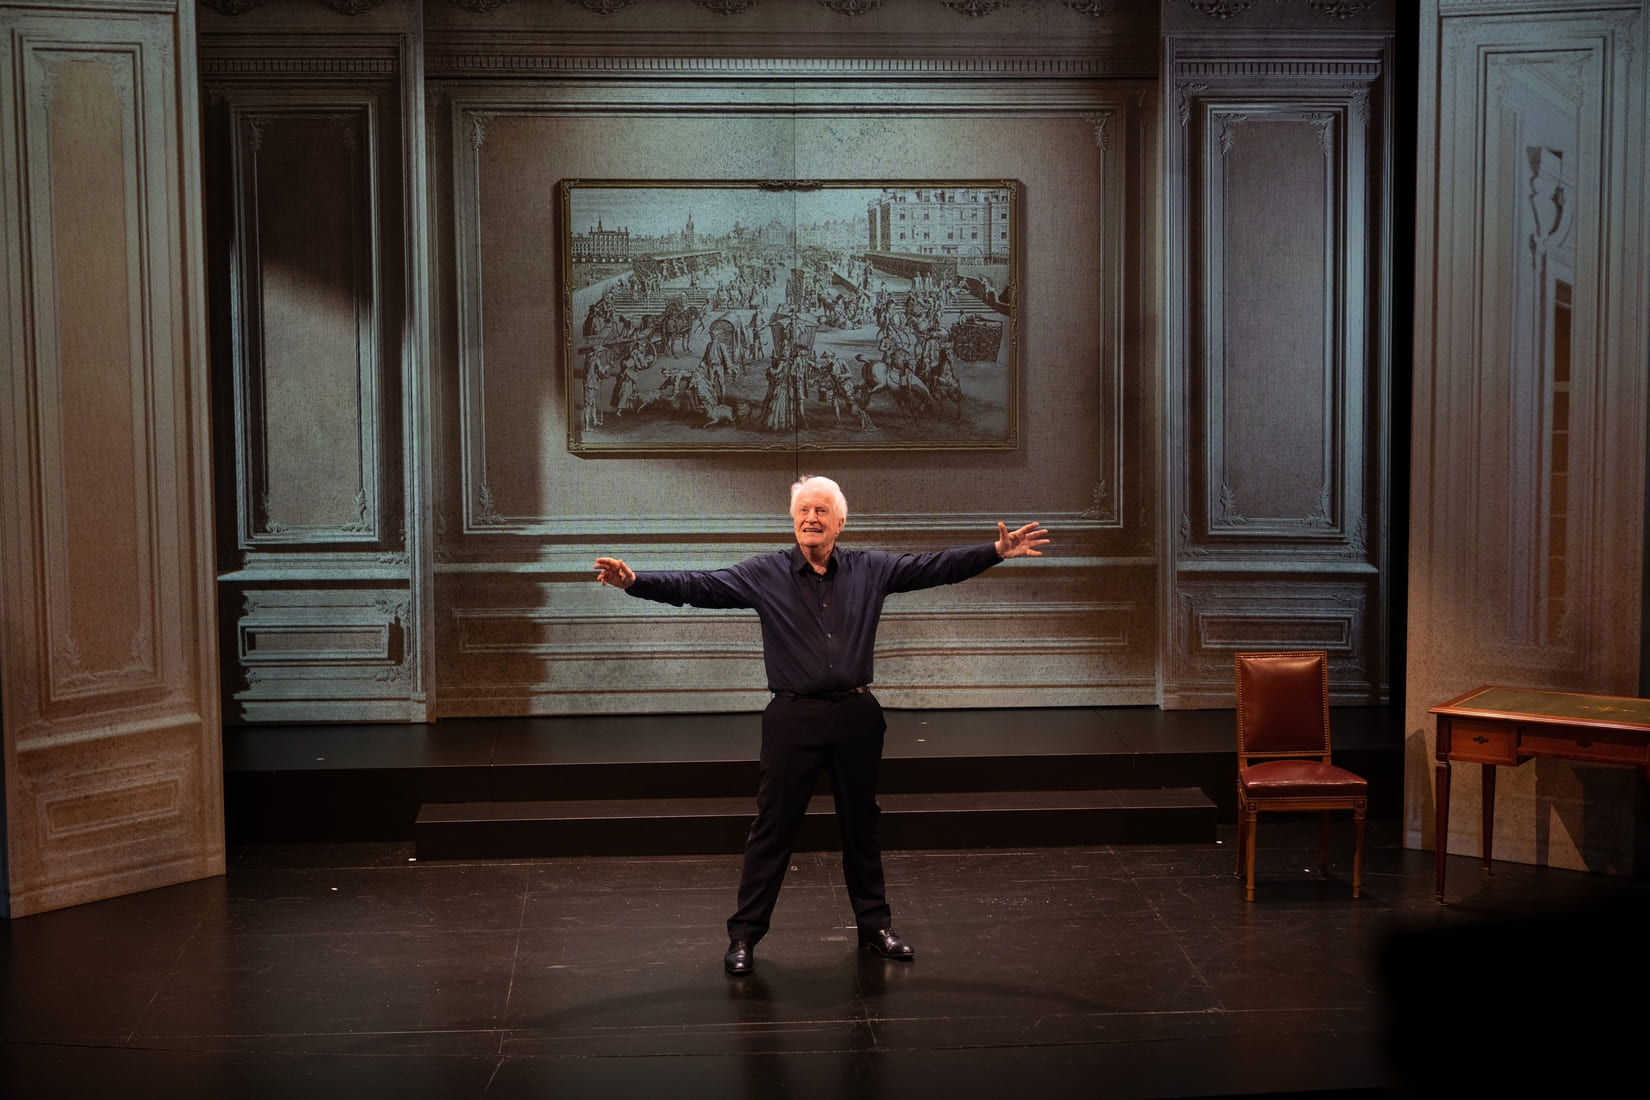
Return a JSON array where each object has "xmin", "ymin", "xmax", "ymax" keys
[{"xmin": 1402, "ymin": 726, "xmax": 1433, "ymax": 850}]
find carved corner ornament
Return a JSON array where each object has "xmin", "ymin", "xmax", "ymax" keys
[
  {"xmin": 1309, "ymin": 0, "xmax": 1377, "ymax": 19},
  {"xmin": 1217, "ymin": 112, "xmax": 1249, "ymax": 156},
  {"xmin": 1081, "ymin": 480, "xmax": 1109, "ymax": 521},
  {"xmin": 940, "ymin": 0, "xmax": 1009, "ymax": 16},
  {"xmin": 1176, "ymin": 82, "xmax": 1208, "ymax": 129},
  {"xmin": 1185, "ymin": 0, "xmax": 1255, "ymax": 19},
  {"xmin": 818, "ymin": 0, "xmax": 882, "ymax": 15},
  {"xmin": 475, "ymin": 482, "xmax": 509, "ymax": 525},
  {"xmin": 694, "ymin": 0, "xmax": 761, "ymax": 15},
  {"xmin": 1087, "ymin": 112, "xmax": 1111, "ymax": 153},
  {"xmin": 319, "ymin": 0, "xmax": 388, "ymax": 14},
  {"xmin": 1179, "ymin": 513, "xmax": 1210, "ymax": 556}
]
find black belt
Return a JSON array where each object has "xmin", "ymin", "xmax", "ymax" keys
[{"xmin": 773, "ymin": 686, "xmax": 868, "ymax": 702}]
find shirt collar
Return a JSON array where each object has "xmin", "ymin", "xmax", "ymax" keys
[{"xmin": 788, "ymin": 544, "xmax": 837, "ymax": 577}]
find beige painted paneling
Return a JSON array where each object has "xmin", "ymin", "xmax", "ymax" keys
[
  {"xmin": 0, "ymin": 1, "xmax": 221, "ymax": 916},
  {"xmin": 1408, "ymin": 1, "xmax": 1649, "ymax": 872}
]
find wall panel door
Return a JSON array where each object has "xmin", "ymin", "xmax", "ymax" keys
[{"xmin": 0, "ymin": 0, "xmax": 221, "ymax": 916}]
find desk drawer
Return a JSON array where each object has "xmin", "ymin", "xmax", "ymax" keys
[
  {"xmin": 1519, "ymin": 727, "xmax": 1650, "ymax": 766},
  {"xmin": 1448, "ymin": 719, "xmax": 1516, "ymax": 764}
]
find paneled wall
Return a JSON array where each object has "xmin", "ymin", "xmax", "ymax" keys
[
  {"xmin": 1409, "ymin": 0, "xmax": 1650, "ymax": 873},
  {"xmin": 0, "ymin": 0, "xmax": 221, "ymax": 915},
  {"xmin": 426, "ymin": 81, "xmax": 1155, "ymax": 713},
  {"xmin": 1161, "ymin": 7, "xmax": 1394, "ymax": 707},
  {"xmin": 198, "ymin": 0, "xmax": 1399, "ymax": 721}
]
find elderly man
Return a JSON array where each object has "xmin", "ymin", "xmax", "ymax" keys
[{"xmin": 594, "ymin": 475, "xmax": 1049, "ymax": 976}]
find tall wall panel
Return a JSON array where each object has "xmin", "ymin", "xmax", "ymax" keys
[
  {"xmin": 1162, "ymin": 19, "xmax": 1393, "ymax": 707},
  {"xmin": 200, "ymin": 1, "xmax": 431, "ymax": 722},
  {"xmin": 0, "ymin": 0, "xmax": 220, "ymax": 915},
  {"xmin": 1408, "ymin": 0, "xmax": 1649, "ymax": 872}
]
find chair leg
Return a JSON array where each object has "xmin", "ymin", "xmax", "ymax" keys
[
  {"xmin": 1318, "ymin": 811, "xmax": 1331, "ymax": 876},
  {"xmin": 1235, "ymin": 787, "xmax": 1247, "ymax": 875},
  {"xmin": 1243, "ymin": 807, "xmax": 1258, "ymax": 902},
  {"xmin": 1352, "ymin": 805, "xmax": 1366, "ymax": 899}
]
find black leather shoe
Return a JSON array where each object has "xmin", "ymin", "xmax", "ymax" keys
[
  {"xmin": 858, "ymin": 928, "xmax": 914, "ymax": 960},
  {"xmin": 724, "ymin": 939, "xmax": 754, "ymax": 975}
]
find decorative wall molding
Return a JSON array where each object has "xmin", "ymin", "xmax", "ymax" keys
[
  {"xmin": 1173, "ymin": 59, "xmax": 1381, "ymax": 79},
  {"xmin": 423, "ymin": 53, "xmax": 1145, "ymax": 79},
  {"xmin": 34, "ymin": 754, "xmax": 189, "ymax": 847},
  {"xmin": 227, "ymin": 586, "xmax": 414, "ymax": 712},
  {"xmin": 202, "ymin": 0, "xmax": 390, "ymax": 13},
  {"xmin": 1164, "ymin": 578, "xmax": 1376, "ymax": 706},
  {"xmin": 201, "ymin": 56, "xmax": 399, "ymax": 76},
  {"xmin": 227, "ymin": 102, "xmax": 384, "ymax": 549}
]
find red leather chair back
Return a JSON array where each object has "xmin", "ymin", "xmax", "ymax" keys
[{"xmin": 1235, "ymin": 650, "xmax": 1331, "ymax": 759}]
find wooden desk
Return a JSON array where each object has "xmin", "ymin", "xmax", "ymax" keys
[{"xmin": 1431, "ymin": 685, "xmax": 1650, "ymax": 901}]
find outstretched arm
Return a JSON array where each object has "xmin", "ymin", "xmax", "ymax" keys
[
  {"xmin": 594, "ymin": 557, "xmax": 635, "ymax": 589},
  {"xmin": 995, "ymin": 521, "xmax": 1050, "ymax": 559}
]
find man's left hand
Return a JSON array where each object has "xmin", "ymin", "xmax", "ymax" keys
[{"xmin": 995, "ymin": 521, "xmax": 1050, "ymax": 559}]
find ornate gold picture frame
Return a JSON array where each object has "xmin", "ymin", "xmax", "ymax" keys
[{"xmin": 563, "ymin": 179, "xmax": 1018, "ymax": 452}]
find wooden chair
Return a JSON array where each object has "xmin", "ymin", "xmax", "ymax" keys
[{"xmin": 1234, "ymin": 650, "xmax": 1367, "ymax": 901}]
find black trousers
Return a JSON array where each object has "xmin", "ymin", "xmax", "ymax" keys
[{"xmin": 726, "ymin": 690, "xmax": 889, "ymax": 944}]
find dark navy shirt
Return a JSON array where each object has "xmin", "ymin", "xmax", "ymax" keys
[{"xmin": 626, "ymin": 542, "xmax": 1002, "ymax": 694}]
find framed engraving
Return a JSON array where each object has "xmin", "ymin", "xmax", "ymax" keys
[{"xmin": 563, "ymin": 179, "xmax": 1018, "ymax": 452}]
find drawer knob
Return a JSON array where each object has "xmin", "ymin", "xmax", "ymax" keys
[{"xmin": 1472, "ymin": 735, "xmax": 1489, "ymax": 744}]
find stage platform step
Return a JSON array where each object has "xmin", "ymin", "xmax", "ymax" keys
[
  {"xmin": 224, "ymin": 706, "xmax": 1404, "ymax": 847},
  {"xmin": 413, "ymin": 787, "xmax": 1218, "ymax": 860}
]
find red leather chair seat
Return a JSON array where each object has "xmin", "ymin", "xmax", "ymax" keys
[{"xmin": 1240, "ymin": 759, "xmax": 1369, "ymax": 798}]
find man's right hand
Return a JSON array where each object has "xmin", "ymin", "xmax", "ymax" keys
[{"xmin": 594, "ymin": 557, "xmax": 636, "ymax": 589}]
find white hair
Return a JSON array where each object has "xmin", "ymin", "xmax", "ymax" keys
[{"xmin": 790, "ymin": 475, "xmax": 848, "ymax": 522}]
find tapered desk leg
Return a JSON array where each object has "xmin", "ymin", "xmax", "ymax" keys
[
  {"xmin": 1435, "ymin": 759, "xmax": 1451, "ymax": 902},
  {"xmin": 1481, "ymin": 763, "xmax": 1496, "ymax": 874}
]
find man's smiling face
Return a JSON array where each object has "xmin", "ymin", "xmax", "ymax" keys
[{"xmin": 792, "ymin": 485, "xmax": 845, "ymax": 558}]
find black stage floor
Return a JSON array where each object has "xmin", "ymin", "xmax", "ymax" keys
[
  {"xmin": 6, "ymin": 830, "xmax": 1650, "ymax": 1098},
  {"xmin": 5, "ymin": 708, "xmax": 1647, "ymax": 1097}
]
